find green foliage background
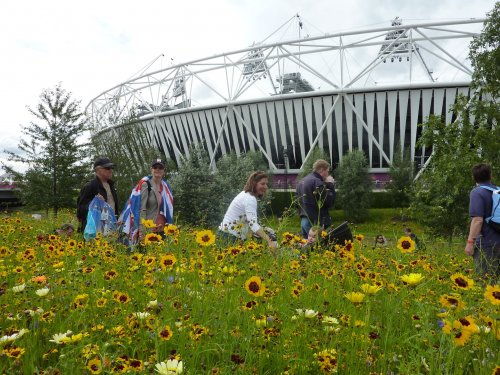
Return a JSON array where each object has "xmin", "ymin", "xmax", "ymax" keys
[
  {"xmin": 409, "ymin": 3, "xmax": 500, "ymax": 240},
  {"xmin": 336, "ymin": 150, "xmax": 373, "ymax": 222}
]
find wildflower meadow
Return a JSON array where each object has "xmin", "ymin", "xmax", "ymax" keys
[{"xmin": 0, "ymin": 211, "xmax": 499, "ymax": 374}]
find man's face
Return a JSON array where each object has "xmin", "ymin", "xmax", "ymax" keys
[
  {"xmin": 318, "ymin": 168, "xmax": 329, "ymax": 180},
  {"xmin": 95, "ymin": 166, "xmax": 113, "ymax": 182}
]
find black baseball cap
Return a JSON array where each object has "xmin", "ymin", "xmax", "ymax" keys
[
  {"xmin": 151, "ymin": 159, "xmax": 165, "ymax": 168},
  {"xmin": 94, "ymin": 157, "xmax": 114, "ymax": 169}
]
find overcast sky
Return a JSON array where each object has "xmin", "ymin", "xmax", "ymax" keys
[{"xmin": 0, "ymin": 0, "xmax": 494, "ymax": 173}]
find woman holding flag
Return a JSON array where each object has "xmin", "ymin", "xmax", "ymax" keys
[{"xmin": 118, "ymin": 159, "xmax": 174, "ymax": 245}]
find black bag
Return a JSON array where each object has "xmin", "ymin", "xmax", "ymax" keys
[{"xmin": 325, "ymin": 221, "xmax": 353, "ymax": 245}]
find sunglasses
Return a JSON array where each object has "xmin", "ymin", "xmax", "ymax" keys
[
  {"xmin": 102, "ymin": 167, "xmax": 113, "ymax": 171},
  {"xmin": 152, "ymin": 165, "xmax": 165, "ymax": 170}
]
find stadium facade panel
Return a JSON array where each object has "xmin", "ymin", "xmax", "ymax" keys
[{"xmin": 139, "ymin": 83, "xmax": 470, "ymax": 173}]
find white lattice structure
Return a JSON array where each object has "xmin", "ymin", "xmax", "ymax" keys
[{"xmin": 86, "ymin": 18, "xmax": 485, "ymax": 175}]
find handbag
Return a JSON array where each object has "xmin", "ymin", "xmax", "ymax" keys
[{"xmin": 325, "ymin": 221, "xmax": 353, "ymax": 245}]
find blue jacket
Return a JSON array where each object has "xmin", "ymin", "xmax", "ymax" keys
[{"xmin": 296, "ymin": 171, "xmax": 336, "ymax": 228}]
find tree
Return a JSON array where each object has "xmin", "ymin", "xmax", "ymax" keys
[
  {"xmin": 386, "ymin": 145, "xmax": 414, "ymax": 210},
  {"xmin": 410, "ymin": 3, "xmax": 500, "ymax": 240},
  {"xmin": 335, "ymin": 150, "xmax": 372, "ymax": 222},
  {"xmin": 90, "ymin": 121, "xmax": 165, "ymax": 205},
  {"xmin": 2, "ymin": 84, "xmax": 88, "ymax": 216}
]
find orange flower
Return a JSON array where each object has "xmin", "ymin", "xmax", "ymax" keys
[{"xmin": 31, "ymin": 275, "xmax": 47, "ymax": 284}]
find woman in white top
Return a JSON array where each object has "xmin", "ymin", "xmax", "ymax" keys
[{"xmin": 218, "ymin": 171, "xmax": 277, "ymax": 252}]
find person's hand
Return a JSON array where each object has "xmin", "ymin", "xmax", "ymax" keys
[{"xmin": 464, "ymin": 243, "xmax": 474, "ymax": 256}]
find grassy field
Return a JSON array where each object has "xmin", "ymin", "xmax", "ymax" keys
[{"xmin": 0, "ymin": 209, "xmax": 498, "ymax": 374}]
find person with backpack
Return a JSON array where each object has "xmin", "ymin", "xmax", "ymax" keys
[
  {"xmin": 465, "ymin": 163, "xmax": 500, "ymax": 282},
  {"xmin": 118, "ymin": 159, "xmax": 174, "ymax": 244},
  {"xmin": 77, "ymin": 157, "xmax": 119, "ymax": 233}
]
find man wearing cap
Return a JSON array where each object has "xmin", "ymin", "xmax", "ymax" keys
[{"xmin": 76, "ymin": 157, "xmax": 119, "ymax": 233}]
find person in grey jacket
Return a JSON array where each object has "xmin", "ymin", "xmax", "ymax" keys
[{"xmin": 296, "ymin": 159, "xmax": 336, "ymax": 239}]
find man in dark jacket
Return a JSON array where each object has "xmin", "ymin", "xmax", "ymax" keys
[
  {"xmin": 296, "ymin": 159, "xmax": 336, "ymax": 238},
  {"xmin": 465, "ymin": 163, "xmax": 500, "ymax": 282},
  {"xmin": 77, "ymin": 157, "xmax": 119, "ymax": 233}
]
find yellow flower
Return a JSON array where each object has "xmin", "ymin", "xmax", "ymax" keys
[
  {"xmin": 355, "ymin": 234, "xmax": 365, "ymax": 242},
  {"xmin": 397, "ymin": 236, "xmax": 415, "ymax": 253},
  {"xmin": 244, "ymin": 276, "xmax": 265, "ymax": 297},
  {"xmin": 144, "ymin": 233, "xmax": 163, "ymax": 245},
  {"xmin": 160, "ymin": 254, "xmax": 177, "ymax": 270},
  {"xmin": 195, "ymin": 230, "xmax": 216, "ymax": 246},
  {"xmin": 2, "ymin": 346, "xmax": 25, "ymax": 359},
  {"xmin": 400, "ymin": 273, "xmax": 424, "ymax": 286},
  {"xmin": 49, "ymin": 330, "xmax": 88, "ymax": 344},
  {"xmin": 439, "ymin": 294, "xmax": 465, "ymax": 310},
  {"xmin": 344, "ymin": 292, "xmax": 365, "ymax": 304},
  {"xmin": 158, "ymin": 325, "xmax": 173, "ymax": 341},
  {"xmin": 164, "ymin": 224, "xmax": 180, "ymax": 237},
  {"xmin": 87, "ymin": 357, "xmax": 102, "ymax": 374},
  {"xmin": 314, "ymin": 349, "xmax": 337, "ymax": 373},
  {"xmin": 141, "ymin": 218, "xmax": 156, "ymax": 228},
  {"xmin": 360, "ymin": 283, "xmax": 383, "ymax": 294},
  {"xmin": 452, "ymin": 316, "xmax": 480, "ymax": 333},
  {"xmin": 450, "ymin": 273, "xmax": 474, "ymax": 290},
  {"xmin": 452, "ymin": 329, "xmax": 472, "ymax": 346},
  {"xmin": 484, "ymin": 284, "xmax": 500, "ymax": 305}
]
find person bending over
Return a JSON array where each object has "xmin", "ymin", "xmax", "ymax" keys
[{"xmin": 218, "ymin": 171, "xmax": 277, "ymax": 254}]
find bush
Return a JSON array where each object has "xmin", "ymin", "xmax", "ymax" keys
[{"xmin": 336, "ymin": 150, "xmax": 373, "ymax": 222}]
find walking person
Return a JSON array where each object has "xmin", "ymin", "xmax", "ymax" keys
[
  {"xmin": 218, "ymin": 171, "xmax": 277, "ymax": 253},
  {"xmin": 77, "ymin": 157, "xmax": 119, "ymax": 233},
  {"xmin": 464, "ymin": 163, "xmax": 500, "ymax": 282},
  {"xmin": 118, "ymin": 159, "xmax": 174, "ymax": 244},
  {"xmin": 296, "ymin": 159, "xmax": 336, "ymax": 239}
]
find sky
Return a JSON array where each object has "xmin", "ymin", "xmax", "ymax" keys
[{"xmin": 0, "ymin": 0, "xmax": 494, "ymax": 174}]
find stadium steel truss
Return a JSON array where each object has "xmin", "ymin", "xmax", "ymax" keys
[{"xmin": 86, "ymin": 17, "xmax": 485, "ymax": 178}]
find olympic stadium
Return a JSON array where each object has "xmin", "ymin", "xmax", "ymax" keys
[{"xmin": 86, "ymin": 16, "xmax": 485, "ymax": 187}]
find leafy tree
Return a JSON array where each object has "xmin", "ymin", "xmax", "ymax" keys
[
  {"xmin": 90, "ymin": 122, "xmax": 165, "ymax": 205},
  {"xmin": 409, "ymin": 114, "xmax": 477, "ymax": 240},
  {"xmin": 469, "ymin": 2, "xmax": 500, "ymax": 99},
  {"xmin": 335, "ymin": 150, "xmax": 372, "ymax": 222},
  {"xmin": 2, "ymin": 84, "xmax": 87, "ymax": 216},
  {"xmin": 410, "ymin": 3, "xmax": 500, "ymax": 240},
  {"xmin": 386, "ymin": 145, "xmax": 414, "ymax": 210}
]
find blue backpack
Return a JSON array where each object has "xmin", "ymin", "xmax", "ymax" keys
[{"xmin": 479, "ymin": 185, "xmax": 500, "ymax": 233}]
